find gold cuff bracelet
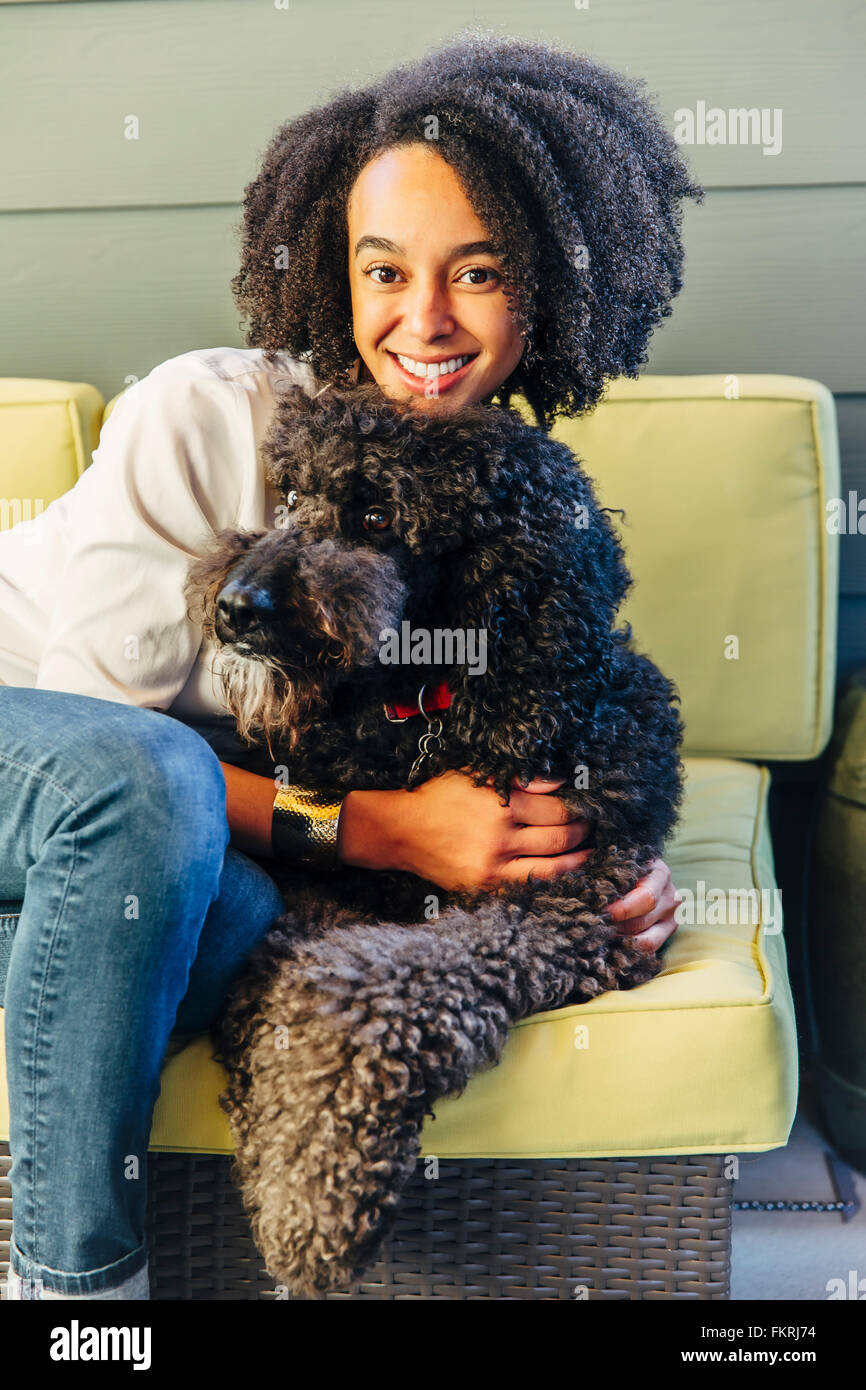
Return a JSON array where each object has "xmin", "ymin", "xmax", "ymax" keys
[{"xmin": 271, "ymin": 783, "xmax": 345, "ymax": 870}]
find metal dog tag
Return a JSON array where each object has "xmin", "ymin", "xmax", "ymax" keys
[
  {"xmin": 409, "ymin": 716, "xmax": 444, "ymax": 783},
  {"xmin": 406, "ymin": 683, "xmax": 445, "ymax": 784}
]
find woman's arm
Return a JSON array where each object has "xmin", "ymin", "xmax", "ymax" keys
[
  {"xmin": 33, "ymin": 362, "xmax": 252, "ymax": 708},
  {"xmin": 220, "ymin": 761, "xmax": 679, "ymax": 952},
  {"xmin": 219, "ymin": 762, "xmax": 594, "ymax": 877}
]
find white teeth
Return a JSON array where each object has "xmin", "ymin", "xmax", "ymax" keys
[{"xmin": 394, "ymin": 352, "xmax": 473, "ymax": 378}]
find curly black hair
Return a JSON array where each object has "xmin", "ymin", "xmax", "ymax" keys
[{"xmin": 231, "ymin": 28, "xmax": 703, "ymax": 431}]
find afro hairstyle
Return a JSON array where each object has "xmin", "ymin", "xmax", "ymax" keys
[{"xmin": 230, "ymin": 27, "xmax": 703, "ymax": 431}]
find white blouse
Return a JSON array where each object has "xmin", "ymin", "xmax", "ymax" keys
[{"xmin": 0, "ymin": 345, "xmax": 339, "ymax": 720}]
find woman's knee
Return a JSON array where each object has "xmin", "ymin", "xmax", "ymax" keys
[
  {"xmin": 0, "ymin": 692, "xmax": 231, "ymax": 873},
  {"xmin": 50, "ymin": 703, "xmax": 228, "ymax": 849},
  {"xmin": 3, "ymin": 691, "xmax": 223, "ymax": 799}
]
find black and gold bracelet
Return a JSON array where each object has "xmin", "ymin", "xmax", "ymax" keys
[{"xmin": 271, "ymin": 783, "xmax": 345, "ymax": 870}]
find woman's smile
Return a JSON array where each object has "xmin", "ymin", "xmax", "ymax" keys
[{"xmin": 385, "ymin": 348, "xmax": 480, "ymax": 394}]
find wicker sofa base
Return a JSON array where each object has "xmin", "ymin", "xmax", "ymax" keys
[{"xmin": 0, "ymin": 1143, "xmax": 732, "ymax": 1299}]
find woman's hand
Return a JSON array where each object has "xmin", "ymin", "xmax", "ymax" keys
[
  {"xmin": 340, "ymin": 773, "xmax": 681, "ymax": 953},
  {"xmin": 339, "ymin": 770, "xmax": 594, "ymax": 891},
  {"xmin": 225, "ymin": 757, "xmax": 681, "ymax": 948},
  {"xmin": 605, "ymin": 857, "xmax": 681, "ymax": 954}
]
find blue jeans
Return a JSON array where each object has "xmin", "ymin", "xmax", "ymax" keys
[{"xmin": 0, "ymin": 687, "xmax": 285, "ymax": 1295}]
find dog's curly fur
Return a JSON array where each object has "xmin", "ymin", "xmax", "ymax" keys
[{"xmin": 184, "ymin": 381, "xmax": 685, "ymax": 1296}]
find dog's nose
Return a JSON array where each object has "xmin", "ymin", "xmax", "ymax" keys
[{"xmin": 215, "ymin": 579, "xmax": 275, "ymax": 641}]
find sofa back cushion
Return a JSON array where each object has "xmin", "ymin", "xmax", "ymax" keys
[
  {"xmin": 524, "ymin": 375, "xmax": 840, "ymax": 760},
  {"xmin": 0, "ymin": 379, "xmax": 104, "ymax": 529}
]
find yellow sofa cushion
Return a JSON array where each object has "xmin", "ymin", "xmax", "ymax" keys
[
  {"xmin": 0, "ymin": 378, "xmax": 104, "ymax": 528},
  {"xmin": 0, "ymin": 754, "xmax": 794, "ymax": 1157},
  {"xmin": 515, "ymin": 374, "xmax": 840, "ymax": 762}
]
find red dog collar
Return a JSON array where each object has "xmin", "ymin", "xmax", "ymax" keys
[{"xmin": 384, "ymin": 679, "xmax": 452, "ymax": 722}]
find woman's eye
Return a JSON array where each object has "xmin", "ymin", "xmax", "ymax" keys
[
  {"xmin": 363, "ymin": 263, "xmax": 500, "ymax": 287},
  {"xmin": 363, "ymin": 507, "xmax": 392, "ymax": 532},
  {"xmin": 365, "ymin": 264, "xmax": 401, "ymax": 285},
  {"xmin": 456, "ymin": 266, "xmax": 501, "ymax": 286}
]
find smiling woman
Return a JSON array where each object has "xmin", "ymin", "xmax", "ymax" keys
[
  {"xmin": 231, "ymin": 28, "xmax": 702, "ymax": 429},
  {"xmin": 0, "ymin": 25, "xmax": 696, "ymax": 1305},
  {"xmin": 347, "ymin": 147, "xmax": 525, "ymax": 410}
]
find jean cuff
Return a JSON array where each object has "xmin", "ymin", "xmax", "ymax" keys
[{"xmin": 7, "ymin": 1237, "xmax": 149, "ymax": 1298}]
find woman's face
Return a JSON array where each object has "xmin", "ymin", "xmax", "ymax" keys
[{"xmin": 346, "ymin": 143, "xmax": 525, "ymax": 411}]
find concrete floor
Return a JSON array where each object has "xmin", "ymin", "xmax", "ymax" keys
[{"xmin": 730, "ymin": 1069, "xmax": 866, "ymax": 1300}]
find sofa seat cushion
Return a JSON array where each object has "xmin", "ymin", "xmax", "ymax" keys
[{"xmin": 0, "ymin": 756, "xmax": 797, "ymax": 1157}]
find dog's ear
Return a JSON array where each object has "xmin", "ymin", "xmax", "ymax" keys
[{"xmin": 441, "ymin": 428, "xmax": 633, "ymax": 784}]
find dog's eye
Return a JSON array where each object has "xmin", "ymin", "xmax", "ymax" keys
[
  {"xmin": 285, "ymin": 489, "xmax": 298, "ymax": 507},
  {"xmin": 363, "ymin": 508, "xmax": 392, "ymax": 532}
]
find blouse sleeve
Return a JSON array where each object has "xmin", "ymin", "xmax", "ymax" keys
[{"xmin": 34, "ymin": 360, "xmax": 252, "ymax": 709}]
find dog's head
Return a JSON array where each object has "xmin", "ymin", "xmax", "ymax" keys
[{"xmin": 185, "ymin": 381, "xmax": 630, "ymax": 753}]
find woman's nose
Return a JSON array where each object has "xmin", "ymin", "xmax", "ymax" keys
[{"xmin": 402, "ymin": 277, "xmax": 458, "ymax": 341}]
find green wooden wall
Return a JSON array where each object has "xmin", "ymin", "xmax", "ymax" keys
[{"xmin": 2, "ymin": 0, "xmax": 864, "ymax": 679}]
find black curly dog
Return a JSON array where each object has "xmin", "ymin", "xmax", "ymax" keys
[{"xmin": 183, "ymin": 380, "xmax": 685, "ymax": 1296}]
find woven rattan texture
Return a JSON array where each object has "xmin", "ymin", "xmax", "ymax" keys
[{"xmin": 0, "ymin": 1144, "xmax": 731, "ymax": 1300}]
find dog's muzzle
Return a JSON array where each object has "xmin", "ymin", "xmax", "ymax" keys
[{"xmin": 207, "ymin": 527, "xmax": 407, "ymax": 674}]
